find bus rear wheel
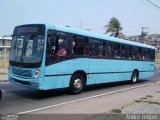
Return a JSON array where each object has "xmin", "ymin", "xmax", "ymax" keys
[
  {"xmin": 69, "ymin": 73, "xmax": 85, "ymax": 95},
  {"xmin": 131, "ymin": 71, "xmax": 139, "ymax": 84}
]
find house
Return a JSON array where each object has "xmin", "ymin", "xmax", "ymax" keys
[
  {"xmin": 0, "ymin": 36, "xmax": 12, "ymax": 55},
  {"xmin": 129, "ymin": 34, "xmax": 160, "ymax": 52}
]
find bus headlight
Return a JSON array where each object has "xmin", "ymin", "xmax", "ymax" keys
[{"xmin": 34, "ymin": 68, "xmax": 40, "ymax": 79}]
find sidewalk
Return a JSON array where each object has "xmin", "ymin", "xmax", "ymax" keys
[
  {"xmin": 31, "ymin": 82, "xmax": 160, "ymax": 115},
  {"xmin": 0, "ymin": 68, "xmax": 8, "ymax": 82},
  {"xmin": 0, "ymin": 75, "xmax": 8, "ymax": 82}
]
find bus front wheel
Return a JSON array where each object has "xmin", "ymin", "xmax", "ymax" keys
[
  {"xmin": 131, "ymin": 71, "xmax": 139, "ymax": 84},
  {"xmin": 69, "ymin": 73, "xmax": 85, "ymax": 95}
]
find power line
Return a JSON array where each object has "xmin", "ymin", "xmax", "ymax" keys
[{"xmin": 146, "ymin": 0, "xmax": 160, "ymax": 10}]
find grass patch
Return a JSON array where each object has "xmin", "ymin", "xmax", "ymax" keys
[
  {"xmin": 135, "ymin": 100, "xmax": 142, "ymax": 103},
  {"xmin": 144, "ymin": 101, "xmax": 160, "ymax": 105},
  {"xmin": 111, "ymin": 109, "xmax": 122, "ymax": 113},
  {"xmin": 140, "ymin": 97, "xmax": 148, "ymax": 100},
  {"xmin": 156, "ymin": 91, "xmax": 160, "ymax": 93},
  {"xmin": 146, "ymin": 95, "xmax": 153, "ymax": 98},
  {"xmin": 156, "ymin": 53, "xmax": 160, "ymax": 59},
  {"xmin": 156, "ymin": 53, "xmax": 160, "ymax": 64}
]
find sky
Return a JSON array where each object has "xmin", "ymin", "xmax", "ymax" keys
[{"xmin": 0, "ymin": 0, "xmax": 160, "ymax": 37}]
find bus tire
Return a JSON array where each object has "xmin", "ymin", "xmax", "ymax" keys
[
  {"xmin": 131, "ymin": 71, "xmax": 139, "ymax": 84},
  {"xmin": 69, "ymin": 73, "xmax": 85, "ymax": 95}
]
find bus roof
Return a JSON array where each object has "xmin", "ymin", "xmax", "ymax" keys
[{"xmin": 46, "ymin": 24, "xmax": 155, "ymax": 49}]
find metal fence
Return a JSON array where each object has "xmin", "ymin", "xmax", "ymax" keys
[{"xmin": 0, "ymin": 47, "xmax": 10, "ymax": 80}]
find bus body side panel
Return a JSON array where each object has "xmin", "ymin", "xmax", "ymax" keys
[
  {"xmin": 138, "ymin": 61, "xmax": 155, "ymax": 79},
  {"xmin": 88, "ymin": 59, "xmax": 121, "ymax": 84},
  {"xmin": 139, "ymin": 72, "xmax": 154, "ymax": 79},
  {"xmin": 88, "ymin": 59, "xmax": 133, "ymax": 84},
  {"xmin": 88, "ymin": 59, "xmax": 155, "ymax": 85},
  {"xmin": 88, "ymin": 59, "xmax": 109, "ymax": 85},
  {"xmin": 43, "ymin": 58, "xmax": 155, "ymax": 90},
  {"xmin": 118, "ymin": 60, "xmax": 155, "ymax": 80},
  {"xmin": 43, "ymin": 58, "xmax": 88, "ymax": 90}
]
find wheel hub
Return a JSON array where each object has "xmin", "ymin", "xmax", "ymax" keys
[
  {"xmin": 74, "ymin": 78, "xmax": 82, "ymax": 90},
  {"xmin": 133, "ymin": 74, "xmax": 137, "ymax": 82}
]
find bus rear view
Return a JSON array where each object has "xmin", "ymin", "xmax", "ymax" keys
[{"xmin": 9, "ymin": 24, "xmax": 45, "ymax": 90}]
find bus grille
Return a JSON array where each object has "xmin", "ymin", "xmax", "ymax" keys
[
  {"xmin": 12, "ymin": 67, "xmax": 32, "ymax": 77},
  {"xmin": 14, "ymin": 79, "xmax": 30, "ymax": 86}
]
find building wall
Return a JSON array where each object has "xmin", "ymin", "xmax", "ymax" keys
[{"xmin": 0, "ymin": 39, "xmax": 11, "ymax": 56}]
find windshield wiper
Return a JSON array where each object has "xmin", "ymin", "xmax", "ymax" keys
[
  {"xmin": 23, "ymin": 34, "xmax": 37, "ymax": 56},
  {"xmin": 21, "ymin": 35, "xmax": 31, "ymax": 62},
  {"xmin": 15, "ymin": 39, "xmax": 21, "ymax": 62}
]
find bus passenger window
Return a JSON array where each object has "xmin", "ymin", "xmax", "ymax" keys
[
  {"xmin": 46, "ymin": 31, "xmax": 69, "ymax": 66},
  {"xmin": 47, "ymin": 34, "xmax": 56, "ymax": 56},
  {"xmin": 112, "ymin": 42, "xmax": 120, "ymax": 58},
  {"xmin": 149, "ymin": 49, "xmax": 155, "ymax": 61},
  {"xmin": 121, "ymin": 45, "xmax": 132, "ymax": 59},
  {"xmin": 72, "ymin": 36, "xmax": 89, "ymax": 56},
  {"xmin": 144, "ymin": 48, "xmax": 150, "ymax": 60},
  {"xmin": 104, "ymin": 43, "xmax": 111, "ymax": 58},
  {"xmin": 89, "ymin": 39, "xmax": 103, "ymax": 57}
]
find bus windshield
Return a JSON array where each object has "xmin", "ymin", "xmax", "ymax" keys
[{"xmin": 9, "ymin": 25, "xmax": 45, "ymax": 67}]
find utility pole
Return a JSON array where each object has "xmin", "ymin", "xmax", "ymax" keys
[
  {"xmin": 79, "ymin": 21, "xmax": 82, "ymax": 29},
  {"xmin": 86, "ymin": 29, "xmax": 91, "ymax": 31},
  {"xmin": 141, "ymin": 27, "xmax": 148, "ymax": 43}
]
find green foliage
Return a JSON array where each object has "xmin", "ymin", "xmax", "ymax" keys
[{"xmin": 104, "ymin": 17, "xmax": 122, "ymax": 35}]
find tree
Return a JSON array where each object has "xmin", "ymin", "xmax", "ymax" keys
[{"xmin": 104, "ymin": 17, "xmax": 123, "ymax": 38}]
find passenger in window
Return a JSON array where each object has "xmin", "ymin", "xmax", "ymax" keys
[
  {"xmin": 55, "ymin": 38, "xmax": 68, "ymax": 59},
  {"xmin": 72, "ymin": 38, "xmax": 84, "ymax": 56},
  {"xmin": 98, "ymin": 47, "xmax": 103, "ymax": 57},
  {"xmin": 103, "ymin": 49, "xmax": 107, "ymax": 58},
  {"xmin": 98, "ymin": 52, "xmax": 103, "ymax": 57},
  {"xmin": 121, "ymin": 50, "xmax": 125, "ymax": 58},
  {"xmin": 72, "ymin": 38, "xmax": 76, "ymax": 55},
  {"xmin": 128, "ymin": 53, "xmax": 132, "ymax": 59},
  {"xmin": 132, "ymin": 54, "xmax": 135, "ymax": 59},
  {"xmin": 105, "ymin": 51, "xmax": 111, "ymax": 58},
  {"xmin": 47, "ymin": 40, "xmax": 56, "ymax": 56},
  {"xmin": 84, "ymin": 47, "xmax": 89, "ymax": 56},
  {"xmin": 137, "ymin": 54, "xmax": 141, "ymax": 59},
  {"xmin": 114, "ymin": 51, "xmax": 120, "ymax": 58},
  {"xmin": 142, "ymin": 55, "xmax": 145, "ymax": 60},
  {"xmin": 55, "ymin": 44, "xmax": 67, "ymax": 59},
  {"xmin": 48, "ymin": 46, "xmax": 56, "ymax": 55},
  {"xmin": 90, "ymin": 44, "xmax": 94, "ymax": 56},
  {"xmin": 56, "ymin": 48, "xmax": 67, "ymax": 57},
  {"xmin": 104, "ymin": 46, "xmax": 111, "ymax": 58}
]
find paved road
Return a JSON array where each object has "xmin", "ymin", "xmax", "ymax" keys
[{"xmin": 0, "ymin": 68, "xmax": 160, "ymax": 114}]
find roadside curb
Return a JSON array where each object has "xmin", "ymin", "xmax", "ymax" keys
[
  {"xmin": 0, "ymin": 80, "xmax": 8, "ymax": 82},
  {"xmin": 0, "ymin": 76, "xmax": 8, "ymax": 82}
]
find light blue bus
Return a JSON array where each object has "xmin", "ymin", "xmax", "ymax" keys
[{"xmin": 9, "ymin": 24, "xmax": 156, "ymax": 94}]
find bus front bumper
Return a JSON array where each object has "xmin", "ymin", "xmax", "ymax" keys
[{"xmin": 9, "ymin": 73, "xmax": 43, "ymax": 90}]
